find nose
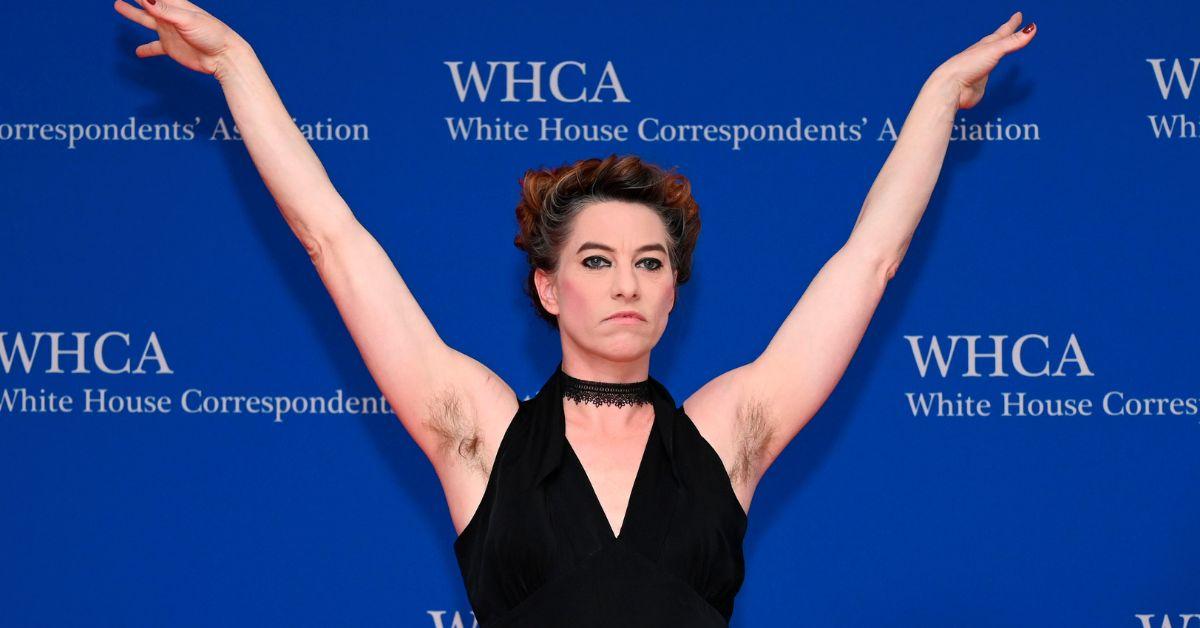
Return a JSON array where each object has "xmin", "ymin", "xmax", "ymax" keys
[{"xmin": 610, "ymin": 259, "xmax": 639, "ymax": 300}]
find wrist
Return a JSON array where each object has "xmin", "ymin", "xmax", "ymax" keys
[
  {"xmin": 922, "ymin": 69, "xmax": 962, "ymax": 112},
  {"xmin": 212, "ymin": 36, "xmax": 257, "ymax": 83}
]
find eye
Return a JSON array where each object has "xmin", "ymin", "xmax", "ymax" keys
[
  {"xmin": 581, "ymin": 256, "xmax": 665, "ymax": 271},
  {"xmin": 582, "ymin": 255, "xmax": 610, "ymax": 269}
]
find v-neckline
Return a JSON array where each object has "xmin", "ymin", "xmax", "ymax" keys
[{"xmin": 563, "ymin": 408, "xmax": 657, "ymax": 541}]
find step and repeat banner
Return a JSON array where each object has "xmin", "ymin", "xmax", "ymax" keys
[{"xmin": 2, "ymin": 0, "xmax": 1197, "ymax": 626}]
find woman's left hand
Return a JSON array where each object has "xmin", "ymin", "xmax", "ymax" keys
[{"xmin": 934, "ymin": 12, "xmax": 1037, "ymax": 110}]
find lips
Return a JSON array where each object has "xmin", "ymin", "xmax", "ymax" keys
[{"xmin": 607, "ymin": 311, "xmax": 646, "ymax": 321}]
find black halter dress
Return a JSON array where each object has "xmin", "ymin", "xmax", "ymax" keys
[{"xmin": 454, "ymin": 362, "xmax": 748, "ymax": 627}]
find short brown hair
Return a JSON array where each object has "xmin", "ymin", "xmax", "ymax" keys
[{"xmin": 513, "ymin": 154, "xmax": 702, "ymax": 329}]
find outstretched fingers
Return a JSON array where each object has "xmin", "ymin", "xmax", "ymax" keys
[
  {"xmin": 967, "ymin": 12, "xmax": 1022, "ymax": 51},
  {"xmin": 133, "ymin": 0, "xmax": 193, "ymax": 28},
  {"xmin": 114, "ymin": 0, "xmax": 157, "ymax": 31},
  {"xmin": 990, "ymin": 12, "xmax": 1023, "ymax": 39},
  {"xmin": 135, "ymin": 40, "xmax": 165, "ymax": 58},
  {"xmin": 166, "ymin": 0, "xmax": 214, "ymax": 17},
  {"xmin": 992, "ymin": 19, "xmax": 1037, "ymax": 55}
]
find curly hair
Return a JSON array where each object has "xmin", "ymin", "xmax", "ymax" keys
[{"xmin": 513, "ymin": 154, "xmax": 702, "ymax": 330}]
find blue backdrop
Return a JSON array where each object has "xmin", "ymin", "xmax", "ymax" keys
[{"xmin": 3, "ymin": 1, "xmax": 1198, "ymax": 626}]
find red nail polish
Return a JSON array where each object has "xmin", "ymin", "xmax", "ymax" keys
[
  {"xmin": 1022, "ymin": 23, "xmax": 1035, "ymax": 33},
  {"xmin": 148, "ymin": 0, "xmax": 156, "ymax": 4}
]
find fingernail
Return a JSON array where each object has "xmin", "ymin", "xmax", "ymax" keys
[
  {"xmin": 148, "ymin": 0, "xmax": 156, "ymax": 4},
  {"xmin": 1022, "ymin": 23, "xmax": 1035, "ymax": 34}
]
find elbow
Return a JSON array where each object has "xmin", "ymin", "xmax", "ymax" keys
[
  {"xmin": 284, "ymin": 205, "xmax": 359, "ymax": 268},
  {"xmin": 841, "ymin": 238, "xmax": 902, "ymax": 285},
  {"xmin": 880, "ymin": 238, "xmax": 912, "ymax": 283},
  {"xmin": 288, "ymin": 219, "xmax": 326, "ymax": 266},
  {"xmin": 299, "ymin": 232, "xmax": 324, "ymax": 265},
  {"xmin": 880, "ymin": 256, "xmax": 901, "ymax": 283}
]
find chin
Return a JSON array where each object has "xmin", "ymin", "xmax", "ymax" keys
[{"xmin": 591, "ymin": 338, "xmax": 654, "ymax": 363}]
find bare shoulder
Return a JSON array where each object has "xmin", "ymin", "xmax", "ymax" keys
[
  {"xmin": 417, "ymin": 347, "xmax": 520, "ymax": 535},
  {"xmin": 681, "ymin": 362, "xmax": 780, "ymax": 516}
]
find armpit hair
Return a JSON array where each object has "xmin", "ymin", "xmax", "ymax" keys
[
  {"xmin": 729, "ymin": 397, "xmax": 774, "ymax": 488},
  {"xmin": 423, "ymin": 387, "xmax": 491, "ymax": 478}
]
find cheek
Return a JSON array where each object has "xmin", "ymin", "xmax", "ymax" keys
[
  {"xmin": 556, "ymin": 277, "xmax": 592, "ymax": 317},
  {"xmin": 656, "ymin": 284, "xmax": 676, "ymax": 315}
]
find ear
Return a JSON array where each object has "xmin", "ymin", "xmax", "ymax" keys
[{"xmin": 534, "ymin": 268, "xmax": 560, "ymax": 316}]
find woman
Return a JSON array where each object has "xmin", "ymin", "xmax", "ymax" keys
[{"xmin": 114, "ymin": 1, "xmax": 1036, "ymax": 624}]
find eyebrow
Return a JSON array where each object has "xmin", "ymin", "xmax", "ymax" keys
[{"xmin": 575, "ymin": 241, "xmax": 667, "ymax": 255}]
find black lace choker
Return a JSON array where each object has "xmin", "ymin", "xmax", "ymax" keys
[{"xmin": 561, "ymin": 369, "xmax": 653, "ymax": 408}]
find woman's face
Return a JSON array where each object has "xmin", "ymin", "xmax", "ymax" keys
[{"xmin": 535, "ymin": 200, "xmax": 678, "ymax": 363}]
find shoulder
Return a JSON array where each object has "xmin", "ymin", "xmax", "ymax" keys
[
  {"xmin": 420, "ymin": 356, "xmax": 518, "ymax": 466},
  {"xmin": 680, "ymin": 364, "xmax": 777, "ymax": 515},
  {"xmin": 420, "ymin": 354, "xmax": 522, "ymax": 534}
]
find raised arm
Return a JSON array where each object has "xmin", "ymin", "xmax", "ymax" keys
[
  {"xmin": 684, "ymin": 13, "xmax": 1038, "ymax": 511},
  {"xmin": 116, "ymin": 0, "xmax": 520, "ymax": 525}
]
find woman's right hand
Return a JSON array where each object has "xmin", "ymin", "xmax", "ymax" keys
[{"xmin": 113, "ymin": 0, "xmax": 245, "ymax": 76}]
